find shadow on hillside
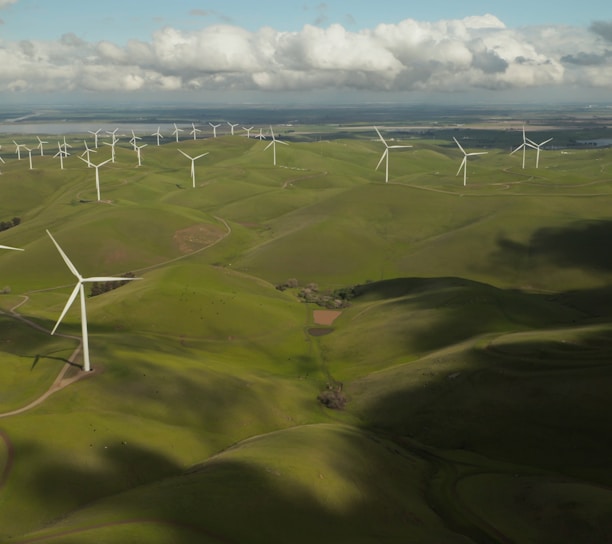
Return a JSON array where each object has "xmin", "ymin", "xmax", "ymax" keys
[
  {"xmin": 19, "ymin": 439, "xmax": 181, "ymax": 509},
  {"xmin": 495, "ymin": 219, "xmax": 612, "ymax": 273}
]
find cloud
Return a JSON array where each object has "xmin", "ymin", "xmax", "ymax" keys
[
  {"xmin": 591, "ymin": 20, "xmax": 612, "ymax": 42},
  {"xmin": 0, "ymin": 0, "xmax": 17, "ymax": 8},
  {"xmin": 0, "ymin": 14, "xmax": 610, "ymax": 98}
]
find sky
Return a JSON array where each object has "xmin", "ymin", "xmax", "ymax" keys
[{"xmin": 1, "ymin": 0, "xmax": 612, "ymax": 106}]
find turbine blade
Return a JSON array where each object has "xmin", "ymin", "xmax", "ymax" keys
[
  {"xmin": 389, "ymin": 145, "xmax": 413, "ymax": 149},
  {"xmin": 264, "ymin": 141, "xmax": 274, "ymax": 151},
  {"xmin": 194, "ymin": 153, "xmax": 209, "ymax": 160},
  {"xmin": 456, "ymin": 157, "xmax": 466, "ymax": 176},
  {"xmin": 46, "ymin": 230, "xmax": 81, "ymax": 279},
  {"xmin": 453, "ymin": 137, "xmax": 466, "ymax": 155},
  {"xmin": 277, "ymin": 140, "xmax": 289, "ymax": 146},
  {"xmin": 51, "ymin": 283, "xmax": 81, "ymax": 335},
  {"xmin": 83, "ymin": 276, "xmax": 141, "ymax": 283},
  {"xmin": 376, "ymin": 149, "xmax": 388, "ymax": 171},
  {"xmin": 467, "ymin": 152, "xmax": 488, "ymax": 156},
  {"xmin": 78, "ymin": 156, "xmax": 93, "ymax": 167},
  {"xmin": 510, "ymin": 144, "xmax": 524, "ymax": 155},
  {"xmin": 178, "ymin": 149, "xmax": 192, "ymax": 160},
  {"xmin": 541, "ymin": 138, "xmax": 553, "ymax": 145},
  {"xmin": 0, "ymin": 244, "xmax": 24, "ymax": 251}
]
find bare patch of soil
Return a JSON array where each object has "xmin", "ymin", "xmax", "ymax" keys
[
  {"xmin": 313, "ymin": 310, "xmax": 342, "ymax": 325},
  {"xmin": 173, "ymin": 224, "xmax": 227, "ymax": 254}
]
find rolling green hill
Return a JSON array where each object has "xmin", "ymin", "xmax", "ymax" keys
[{"xmin": 1, "ymin": 124, "xmax": 612, "ymax": 543}]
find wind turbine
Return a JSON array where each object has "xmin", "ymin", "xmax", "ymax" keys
[
  {"xmin": 209, "ymin": 123, "xmax": 221, "ymax": 138},
  {"xmin": 526, "ymin": 136, "xmax": 553, "ymax": 168},
  {"xmin": 46, "ymin": 229, "xmax": 140, "ymax": 372},
  {"xmin": 54, "ymin": 142, "xmax": 69, "ymax": 170},
  {"xmin": 190, "ymin": 123, "xmax": 202, "ymax": 140},
  {"xmin": 62, "ymin": 136, "xmax": 73, "ymax": 152},
  {"xmin": 135, "ymin": 143, "xmax": 147, "ymax": 167},
  {"xmin": 13, "ymin": 140, "xmax": 26, "ymax": 160},
  {"xmin": 152, "ymin": 126, "xmax": 164, "ymax": 146},
  {"xmin": 510, "ymin": 126, "xmax": 534, "ymax": 169},
  {"xmin": 374, "ymin": 127, "xmax": 412, "ymax": 183},
  {"xmin": 227, "ymin": 122, "xmax": 239, "ymax": 136},
  {"xmin": 81, "ymin": 140, "xmax": 97, "ymax": 165},
  {"xmin": 264, "ymin": 126, "xmax": 288, "ymax": 166},
  {"xmin": 178, "ymin": 149, "xmax": 209, "ymax": 188},
  {"xmin": 78, "ymin": 156, "xmax": 112, "ymax": 201},
  {"xmin": 88, "ymin": 129, "xmax": 102, "ymax": 148},
  {"xmin": 0, "ymin": 146, "xmax": 4, "ymax": 165},
  {"xmin": 103, "ymin": 135, "xmax": 118, "ymax": 163},
  {"xmin": 36, "ymin": 136, "xmax": 48, "ymax": 156},
  {"xmin": 243, "ymin": 126, "xmax": 254, "ymax": 138},
  {"xmin": 24, "ymin": 146, "xmax": 34, "ymax": 170},
  {"xmin": 172, "ymin": 123, "xmax": 183, "ymax": 143},
  {"xmin": 453, "ymin": 137, "xmax": 488, "ymax": 186},
  {"xmin": 129, "ymin": 129, "xmax": 142, "ymax": 151}
]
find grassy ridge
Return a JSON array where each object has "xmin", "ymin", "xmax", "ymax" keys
[{"xmin": 1, "ymin": 128, "xmax": 612, "ymax": 542}]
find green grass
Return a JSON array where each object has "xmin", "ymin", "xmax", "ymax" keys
[{"xmin": 2, "ymin": 126, "xmax": 612, "ymax": 542}]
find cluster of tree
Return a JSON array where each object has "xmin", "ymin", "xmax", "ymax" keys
[
  {"xmin": 276, "ymin": 278, "xmax": 356, "ymax": 309},
  {"xmin": 0, "ymin": 217, "xmax": 21, "ymax": 232},
  {"xmin": 90, "ymin": 272, "xmax": 136, "ymax": 297},
  {"xmin": 317, "ymin": 382, "xmax": 346, "ymax": 410}
]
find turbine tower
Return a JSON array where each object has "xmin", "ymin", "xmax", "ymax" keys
[
  {"xmin": 25, "ymin": 146, "xmax": 34, "ymax": 170},
  {"xmin": 209, "ymin": 123, "xmax": 221, "ymax": 138},
  {"xmin": 81, "ymin": 140, "xmax": 97, "ymax": 166},
  {"xmin": 36, "ymin": 136, "xmax": 48, "ymax": 156},
  {"xmin": 88, "ymin": 129, "xmax": 102, "ymax": 148},
  {"xmin": 510, "ymin": 126, "xmax": 534, "ymax": 169},
  {"xmin": 152, "ymin": 127, "xmax": 164, "ymax": 146},
  {"xmin": 374, "ymin": 127, "xmax": 412, "ymax": 183},
  {"xmin": 264, "ymin": 126, "xmax": 288, "ymax": 166},
  {"xmin": 172, "ymin": 123, "xmax": 184, "ymax": 143},
  {"xmin": 526, "ymin": 136, "xmax": 553, "ymax": 169},
  {"xmin": 190, "ymin": 123, "xmax": 202, "ymax": 140},
  {"xmin": 78, "ymin": 157, "xmax": 112, "ymax": 201},
  {"xmin": 13, "ymin": 141, "xmax": 26, "ymax": 160},
  {"xmin": 54, "ymin": 142, "xmax": 69, "ymax": 170},
  {"xmin": 47, "ymin": 230, "xmax": 140, "ymax": 372},
  {"xmin": 178, "ymin": 149, "xmax": 209, "ymax": 188},
  {"xmin": 135, "ymin": 143, "xmax": 147, "ymax": 167},
  {"xmin": 453, "ymin": 137, "xmax": 488, "ymax": 186}
]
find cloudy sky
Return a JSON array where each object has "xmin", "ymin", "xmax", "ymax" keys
[{"xmin": 1, "ymin": 0, "xmax": 612, "ymax": 105}]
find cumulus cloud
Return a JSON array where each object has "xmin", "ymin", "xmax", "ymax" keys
[{"xmin": 0, "ymin": 14, "xmax": 610, "ymax": 97}]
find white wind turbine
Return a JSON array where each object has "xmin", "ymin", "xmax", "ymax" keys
[
  {"xmin": 209, "ymin": 123, "xmax": 221, "ymax": 138},
  {"xmin": 54, "ymin": 142, "xmax": 69, "ymax": 170},
  {"xmin": 526, "ymin": 136, "xmax": 553, "ymax": 169},
  {"xmin": 257, "ymin": 128, "xmax": 266, "ymax": 141},
  {"xmin": 81, "ymin": 140, "xmax": 97, "ymax": 166},
  {"xmin": 13, "ymin": 140, "xmax": 26, "ymax": 160},
  {"xmin": 0, "ymin": 146, "xmax": 4, "ymax": 166},
  {"xmin": 88, "ymin": 129, "xmax": 102, "ymax": 148},
  {"xmin": 453, "ymin": 137, "xmax": 488, "ymax": 186},
  {"xmin": 152, "ymin": 126, "xmax": 164, "ymax": 146},
  {"xmin": 135, "ymin": 143, "xmax": 147, "ymax": 167},
  {"xmin": 62, "ymin": 136, "xmax": 73, "ymax": 152},
  {"xmin": 46, "ymin": 229, "xmax": 140, "ymax": 372},
  {"xmin": 374, "ymin": 127, "xmax": 412, "ymax": 183},
  {"xmin": 78, "ymin": 156, "xmax": 112, "ymax": 201},
  {"xmin": 172, "ymin": 123, "xmax": 184, "ymax": 143},
  {"xmin": 103, "ymin": 134, "xmax": 119, "ymax": 163},
  {"xmin": 129, "ymin": 129, "xmax": 142, "ymax": 151},
  {"xmin": 178, "ymin": 149, "xmax": 209, "ymax": 188},
  {"xmin": 243, "ymin": 126, "xmax": 254, "ymax": 138},
  {"xmin": 264, "ymin": 126, "xmax": 288, "ymax": 166},
  {"xmin": 190, "ymin": 123, "xmax": 202, "ymax": 140},
  {"xmin": 227, "ymin": 122, "xmax": 239, "ymax": 135},
  {"xmin": 24, "ymin": 146, "xmax": 34, "ymax": 170},
  {"xmin": 36, "ymin": 136, "xmax": 48, "ymax": 156},
  {"xmin": 510, "ymin": 126, "xmax": 534, "ymax": 169}
]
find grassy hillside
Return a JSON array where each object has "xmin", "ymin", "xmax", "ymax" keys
[{"xmin": 1, "ymin": 125, "xmax": 612, "ymax": 543}]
